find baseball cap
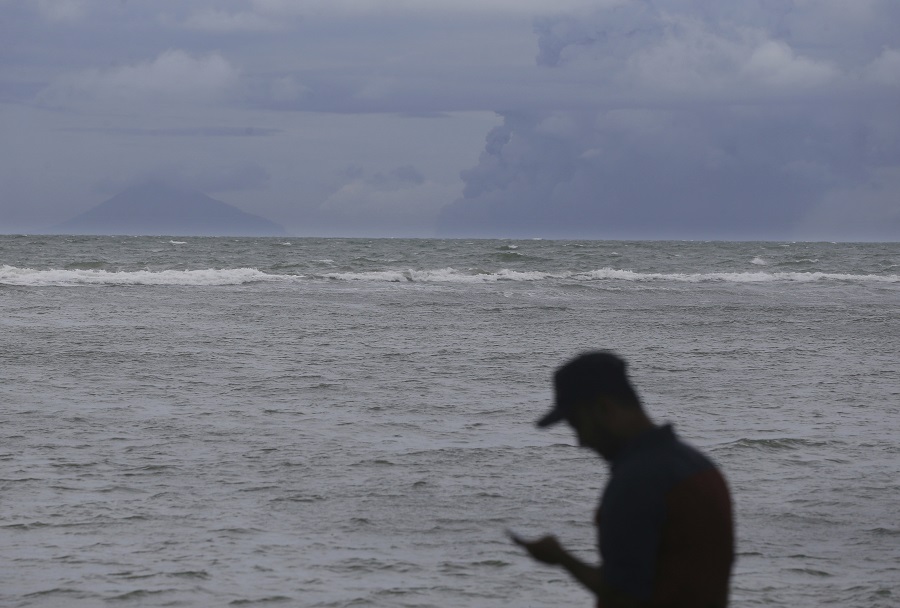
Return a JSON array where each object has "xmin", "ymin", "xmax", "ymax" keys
[{"xmin": 537, "ymin": 351, "xmax": 634, "ymax": 427}]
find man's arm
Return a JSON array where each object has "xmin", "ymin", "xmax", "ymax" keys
[
  {"xmin": 510, "ymin": 534, "xmax": 602, "ymax": 594},
  {"xmin": 510, "ymin": 534, "xmax": 641, "ymax": 607}
]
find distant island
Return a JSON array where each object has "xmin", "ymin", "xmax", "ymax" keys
[{"xmin": 56, "ymin": 181, "xmax": 287, "ymax": 237}]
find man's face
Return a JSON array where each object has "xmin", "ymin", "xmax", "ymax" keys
[{"xmin": 566, "ymin": 399, "xmax": 620, "ymax": 460}]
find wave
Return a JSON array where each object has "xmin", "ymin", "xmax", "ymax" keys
[
  {"xmin": 0, "ymin": 265, "xmax": 282, "ymax": 286},
  {"xmin": 716, "ymin": 437, "xmax": 833, "ymax": 451},
  {"xmin": 311, "ymin": 267, "xmax": 900, "ymax": 284},
  {"xmin": 321, "ymin": 268, "xmax": 555, "ymax": 283},
  {"xmin": 2, "ymin": 265, "xmax": 896, "ymax": 287},
  {"xmin": 576, "ymin": 268, "xmax": 899, "ymax": 284}
]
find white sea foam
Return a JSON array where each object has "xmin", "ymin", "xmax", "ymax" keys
[
  {"xmin": 320, "ymin": 267, "xmax": 899, "ymax": 284},
  {"xmin": 169, "ymin": 240, "xmax": 187, "ymax": 245},
  {"xmin": 578, "ymin": 268, "xmax": 899, "ymax": 283},
  {"xmin": 322, "ymin": 268, "xmax": 558, "ymax": 283},
  {"xmin": 2, "ymin": 265, "xmax": 896, "ymax": 287},
  {"xmin": 0, "ymin": 266, "xmax": 284, "ymax": 286},
  {"xmin": 323, "ymin": 270, "xmax": 411, "ymax": 282},
  {"xmin": 751, "ymin": 257, "xmax": 767, "ymax": 265}
]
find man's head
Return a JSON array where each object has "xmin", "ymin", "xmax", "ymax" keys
[{"xmin": 537, "ymin": 352, "xmax": 649, "ymax": 459}]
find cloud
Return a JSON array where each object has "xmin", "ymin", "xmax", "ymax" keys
[
  {"xmin": 181, "ymin": 9, "xmax": 283, "ymax": 32},
  {"xmin": 59, "ymin": 126, "xmax": 281, "ymax": 137},
  {"xmin": 39, "ymin": 49, "xmax": 240, "ymax": 107},
  {"xmin": 35, "ymin": 0, "xmax": 86, "ymax": 22},
  {"xmin": 797, "ymin": 168, "xmax": 900, "ymax": 241},
  {"xmin": 438, "ymin": 108, "xmax": 831, "ymax": 239},
  {"xmin": 321, "ymin": 165, "xmax": 427, "ymax": 211},
  {"xmin": 742, "ymin": 40, "xmax": 838, "ymax": 88},
  {"xmin": 316, "ymin": 165, "xmax": 453, "ymax": 236},
  {"xmin": 437, "ymin": 1, "xmax": 900, "ymax": 239},
  {"xmin": 865, "ymin": 47, "xmax": 900, "ymax": 86},
  {"xmin": 268, "ymin": 76, "xmax": 310, "ymax": 102},
  {"xmin": 249, "ymin": 0, "xmax": 596, "ymax": 17},
  {"xmin": 4, "ymin": 0, "xmax": 898, "ymax": 239},
  {"xmin": 172, "ymin": 0, "xmax": 598, "ymax": 27},
  {"xmin": 96, "ymin": 162, "xmax": 271, "ymax": 195},
  {"xmin": 534, "ymin": 7, "xmax": 842, "ymax": 98}
]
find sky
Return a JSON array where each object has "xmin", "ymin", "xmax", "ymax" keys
[{"xmin": 1, "ymin": 0, "xmax": 898, "ymax": 240}]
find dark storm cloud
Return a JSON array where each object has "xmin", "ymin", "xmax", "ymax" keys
[
  {"xmin": 437, "ymin": 1, "xmax": 900, "ymax": 240},
  {"xmin": 437, "ymin": 108, "xmax": 848, "ymax": 239}
]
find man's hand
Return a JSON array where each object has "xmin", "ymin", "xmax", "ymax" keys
[
  {"xmin": 508, "ymin": 529, "xmax": 605, "ymax": 597},
  {"xmin": 508, "ymin": 531, "xmax": 568, "ymax": 565}
]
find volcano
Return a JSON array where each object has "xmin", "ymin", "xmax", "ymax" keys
[{"xmin": 57, "ymin": 181, "xmax": 287, "ymax": 237}]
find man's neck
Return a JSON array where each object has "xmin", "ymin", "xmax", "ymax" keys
[{"xmin": 617, "ymin": 410, "xmax": 656, "ymax": 442}]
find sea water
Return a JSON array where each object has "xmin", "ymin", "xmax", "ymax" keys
[{"xmin": 1, "ymin": 236, "xmax": 897, "ymax": 607}]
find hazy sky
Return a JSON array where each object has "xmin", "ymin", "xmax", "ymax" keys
[{"xmin": 1, "ymin": 0, "xmax": 898, "ymax": 239}]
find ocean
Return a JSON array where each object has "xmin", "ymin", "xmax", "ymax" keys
[{"xmin": 1, "ymin": 235, "xmax": 897, "ymax": 607}]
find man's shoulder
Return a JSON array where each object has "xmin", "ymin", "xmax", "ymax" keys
[{"xmin": 613, "ymin": 428, "xmax": 721, "ymax": 491}]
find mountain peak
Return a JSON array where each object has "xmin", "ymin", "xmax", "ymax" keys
[{"xmin": 57, "ymin": 182, "xmax": 287, "ymax": 237}]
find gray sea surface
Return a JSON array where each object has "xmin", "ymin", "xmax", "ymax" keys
[{"xmin": 1, "ymin": 236, "xmax": 898, "ymax": 607}]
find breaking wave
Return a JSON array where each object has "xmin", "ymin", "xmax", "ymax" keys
[
  {"xmin": 322, "ymin": 268, "xmax": 899, "ymax": 284},
  {"xmin": 1, "ymin": 265, "xmax": 896, "ymax": 287},
  {"xmin": 321, "ymin": 268, "xmax": 553, "ymax": 283},
  {"xmin": 576, "ymin": 269, "xmax": 899, "ymax": 284},
  {"xmin": 0, "ymin": 266, "xmax": 282, "ymax": 287}
]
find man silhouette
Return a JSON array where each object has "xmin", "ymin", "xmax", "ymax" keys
[{"xmin": 511, "ymin": 352, "xmax": 734, "ymax": 608}]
